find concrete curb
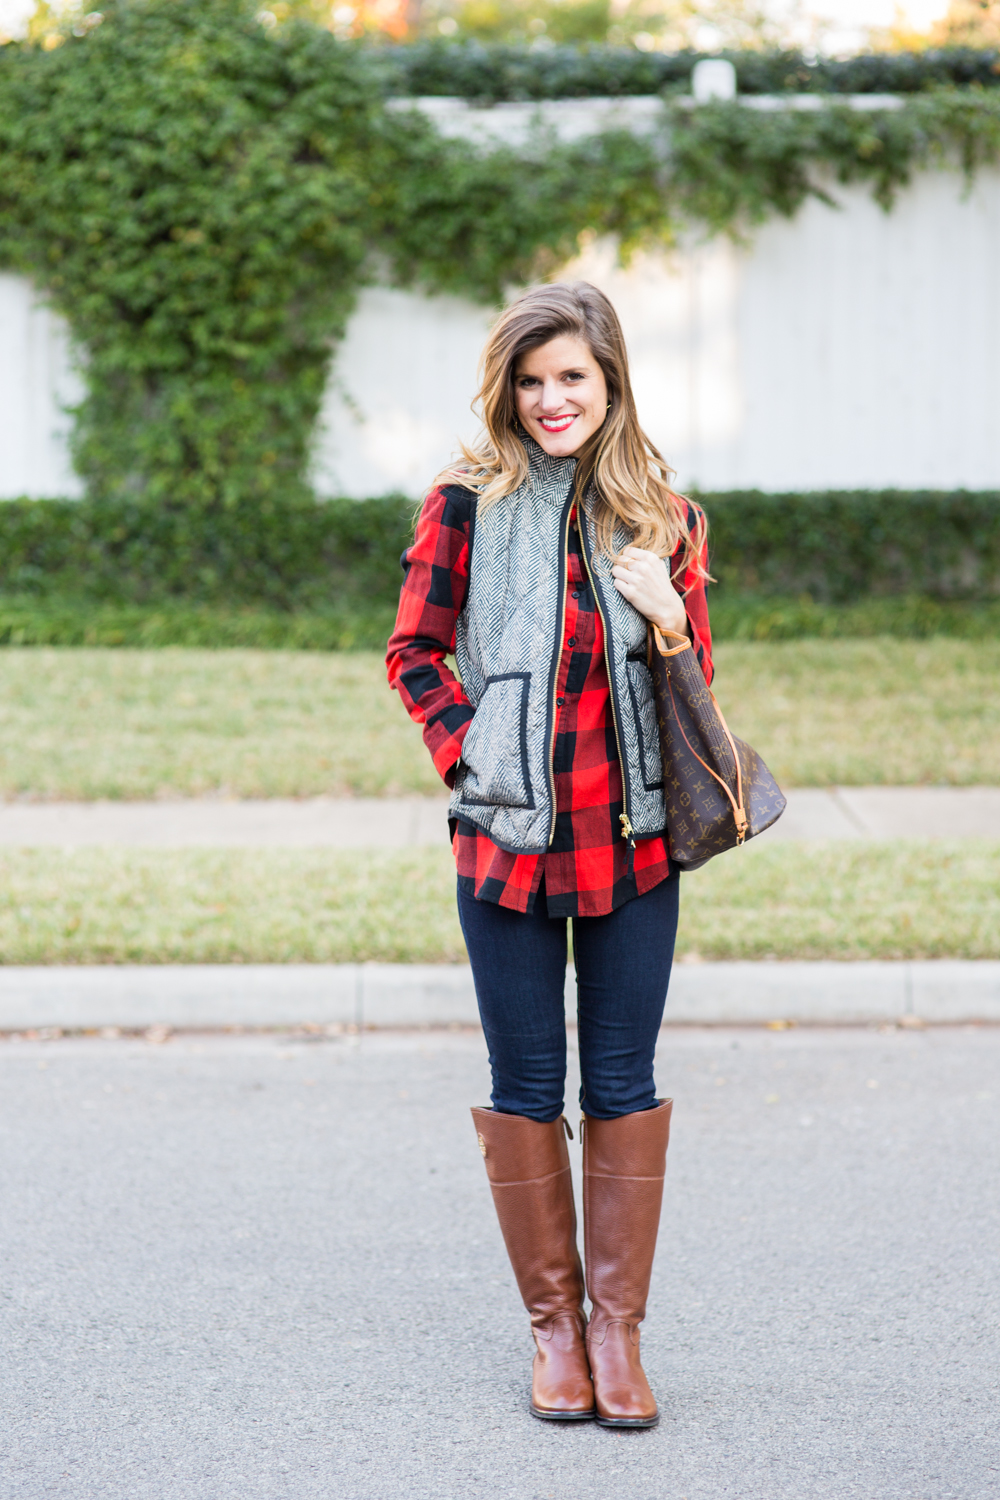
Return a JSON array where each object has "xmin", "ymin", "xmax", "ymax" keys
[{"xmin": 0, "ymin": 960, "xmax": 998, "ymax": 1031}]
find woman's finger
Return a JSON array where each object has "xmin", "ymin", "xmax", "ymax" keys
[{"xmin": 614, "ymin": 553, "xmax": 651, "ymax": 574}]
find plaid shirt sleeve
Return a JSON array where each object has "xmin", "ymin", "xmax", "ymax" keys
[
  {"xmin": 386, "ymin": 484, "xmax": 476, "ymax": 788},
  {"xmin": 673, "ymin": 499, "xmax": 714, "ymax": 687}
]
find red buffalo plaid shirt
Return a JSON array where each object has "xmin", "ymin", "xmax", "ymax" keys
[{"xmin": 386, "ymin": 483, "xmax": 713, "ymax": 918}]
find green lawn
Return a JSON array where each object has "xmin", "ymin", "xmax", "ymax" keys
[
  {"xmin": 0, "ymin": 639, "xmax": 997, "ymax": 799},
  {"xmin": 0, "ymin": 647, "xmax": 440, "ymax": 800},
  {"xmin": 678, "ymin": 838, "xmax": 1000, "ymax": 962},
  {"xmin": 0, "ymin": 848, "xmax": 462, "ymax": 965},
  {"xmin": 718, "ymin": 639, "xmax": 1000, "ymax": 787},
  {"xmin": 0, "ymin": 841, "xmax": 996, "ymax": 964}
]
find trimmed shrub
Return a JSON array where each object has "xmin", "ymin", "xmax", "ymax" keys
[
  {"xmin": 382, "ymin": 42, "xmax": 1000, "ymax": 103},
  {"xmin": 0, "ymin": 598, "xmax": 398, "ymax": 649},
  {"xmin": 0, "ymin": 494, "xmax": 414, "ymax": 607},
  {"xmin": 707, "ymin": 593, "xmax": 1000, "ymax": 642},
  {"xmin": 0, "ymin": 490, "xmax": 995, "ymax": 644},
  {"xmin": 704, "ymin": 489, "xmax": 1000, "ymax": 601}
]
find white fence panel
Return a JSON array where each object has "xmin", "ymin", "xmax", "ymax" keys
[
  {"xmin": 3, "ymin": 163, "xmax": 999, "ymax": 500},
  {"xmin": 313, "ymin": 167, "xmax": 1000, "ymax": 497},
  {"xmin": 729, "ymin": 169, "xmax": 1000, "ymax": 491},
  {"xmin": 0, "ymin": 273, "xmax": 85, "ymax": 499},
  {"xmin": 310, "ymin": 287, "xmax": 494, "ymax": 498}
]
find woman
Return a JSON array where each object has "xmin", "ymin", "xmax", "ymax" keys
[{"xmin": 386, "ymin": 282, "xmax": 712, "ymax": 1428}]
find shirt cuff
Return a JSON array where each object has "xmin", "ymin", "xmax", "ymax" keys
[{"xmin": 431, "ymin": 720, "xmax": 471, "ymax": 788}]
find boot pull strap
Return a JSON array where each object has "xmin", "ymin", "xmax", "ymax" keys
[
  {"xmin": 578, "ymin": 1118, "xmax": 585, "ymax": 1145},
  {"xmin": 561, "ymin": 1115, "xmax": 574, "ymax": 1141}
]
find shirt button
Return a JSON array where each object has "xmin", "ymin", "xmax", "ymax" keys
[
  {"xmin": 556, "ymin": 696, "xmax": 565, "ymax": 707},
  {"xmin": 571, "ymin": 590, "xmax": 580, "ymax": 599},
  {"xmin": 567, "ymin": 637, "xmax": 577, "ymax": 648}
]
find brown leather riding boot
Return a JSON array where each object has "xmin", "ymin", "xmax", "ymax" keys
[
  {"xmin": 471, "ymin": 1107, "xmax": 594, "ymax": 1421},
  {"xmin": 583, "ymin": 1100, "xmax": 673, "ymax": 1428}
]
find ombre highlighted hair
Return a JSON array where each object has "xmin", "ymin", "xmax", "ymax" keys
[{"xmin": 434, "ymin": 281, "xmax": 708, "ymax": 584}]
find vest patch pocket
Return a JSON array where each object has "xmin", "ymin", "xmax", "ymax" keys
[
  {"xmin": 625, "ymin": 657, "xmax": 665, "ymax": 791},
  {"xmin": 456, "ymin": 672, "xmax": 534, "ymax": 810}
]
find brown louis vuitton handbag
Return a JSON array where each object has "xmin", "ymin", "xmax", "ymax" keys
[{"xmin": 648, "ymin": 626, "xmax": 786, "ymax": 871}]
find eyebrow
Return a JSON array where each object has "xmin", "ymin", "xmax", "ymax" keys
[{"xmin": 518, "ymin": 365, "xmax": 590, "ymax": 377}]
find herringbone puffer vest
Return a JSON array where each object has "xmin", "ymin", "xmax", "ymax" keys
[{"xmin": 449, "ymin": 437, "xmax": 667, "ymax": 854}]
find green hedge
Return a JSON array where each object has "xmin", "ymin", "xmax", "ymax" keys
[
  {"xmin": 705, "ymin": 489, "xmax": 1000, "ymax": 601},
  {"xmin": 0, "ymin": 491, "xmax": 995, "ymax": 640},
  {"xmin": 0, "ymin": 594, "xmax": 995, "ymax": 649},
  {"xmin": 382, "ymin": 43, "xmax": 1000, "ymax": 103},
  {"xmin": 707, "ymin": 593, "xmax": 1000, "ymax": 642},
  {"xmin": 0, "ymin": 494, "xmax": 414, "ymax": 607},
  {"xmin": 0, "ymin": 597, "xmax": 398, "ymax": 649}
]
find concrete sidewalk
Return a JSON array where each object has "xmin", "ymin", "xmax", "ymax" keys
[
  {"xmin": 2, "ymin": 1026, "xmax": 998, "ymax": 1498},
  {"xmin": 0, "ymin": 785, "xmax": 998, "ymax": 846},
  {"xmin": 0, "ymin": 795, "xmax": 453, "ymax": 847},
  {"xmin": 1, "ymin": 959, "xmax": 998, "ymax": 1031}
]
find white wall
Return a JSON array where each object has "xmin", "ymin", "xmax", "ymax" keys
[
  {"xmin": 310, "ymin": 287, "xmax": 495, "ymax": 497},
  {"xmin": 728, "ymin": 169, "xmax": 1000, "ymax": 491},
  {"xmin": 313, "ymin": 167, "xmax": 1000, "ymax": 497},
  {"xmin": 0, "ymin": 274, "xmax": 85, "ymax": 498},
  {"xmin": 4, "ymin": 163, "xmax": 999, "ymax": 500}
]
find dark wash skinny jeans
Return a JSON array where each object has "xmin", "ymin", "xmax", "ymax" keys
[{"xmin": 457, "ymin": 873, "xmax": 680, "ymax": 1122}]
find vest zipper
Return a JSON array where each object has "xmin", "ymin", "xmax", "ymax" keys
[
  {"xmin": 546, "ymin": 497, "xmax": 573, "ymax": 848},
  {"xmin": 578, "ymin": 513, "xmax": 636, "ymax": 866}
]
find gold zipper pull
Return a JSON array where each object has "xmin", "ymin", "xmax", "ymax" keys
[{"xmin": 619, "ymin": 813, "xmax": 634, "ymax": 843}]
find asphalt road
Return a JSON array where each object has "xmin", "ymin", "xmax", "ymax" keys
[{"xmin": 1, "ymin": 1025, "xmax": 997, "ymax": 1500}]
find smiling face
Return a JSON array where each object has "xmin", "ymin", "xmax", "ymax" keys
[{"xmin": 513, "ymin": 334, "xmax": 609, "ymax": 459}]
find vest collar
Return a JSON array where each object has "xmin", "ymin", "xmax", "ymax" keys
[{"xmin": 519, "ymin": 430, "xmax": 578, "ymax": 501}]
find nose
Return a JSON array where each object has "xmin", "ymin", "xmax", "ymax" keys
[{"xmin": 538, "ymin": 377, "xmax": 567, "ymax": 413}]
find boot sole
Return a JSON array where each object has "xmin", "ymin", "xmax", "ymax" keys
[
  {"xmin": 530, "ymin": 1406, "xmax": 596, "ymax": 1422},
  {"xmin": 595, "ymin": 1412, "xmax": 659, "ymax": 1429}
]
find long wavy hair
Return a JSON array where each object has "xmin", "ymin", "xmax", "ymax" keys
[{"xmin": 434, "ymin": 281, "xmax": 707, "ymax": 581}]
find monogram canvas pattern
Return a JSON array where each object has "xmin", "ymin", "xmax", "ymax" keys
[{"xmin": 650, "ymin": 638, "xmax": 786, "ymax": 871}]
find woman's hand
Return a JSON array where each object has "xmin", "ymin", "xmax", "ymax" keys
[{"xmin": 611, "ymin": 546, "xmax": 689, "ymax": 637}]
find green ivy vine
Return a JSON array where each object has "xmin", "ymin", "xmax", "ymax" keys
[{"xmin": 1, "ymin": 0, "xmax": 999, "ymax": 518}]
